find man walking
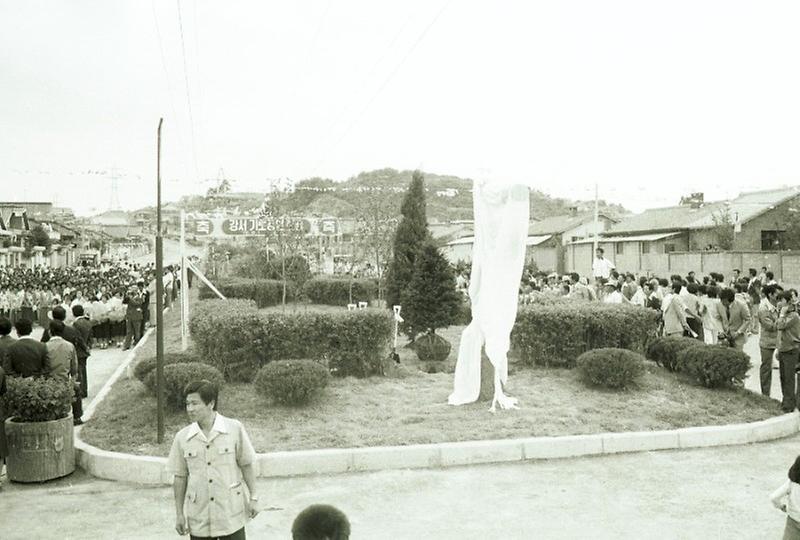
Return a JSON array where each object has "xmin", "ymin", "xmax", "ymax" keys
[
  {"xmin": 42, "ymin": 306, "xmax": 90, "ymax": 398},
  {"xmin": 122, "ymin": 285, "xmax": 143, "ymax": 351},
  {"xmin": 168, "ymin": 380, "xmax": 260, "ymax": 539},
  {"xmin": 591, "ymin": 248, "xmax": 615, "ymax": 284},
  {"xmin": 719, "ymin": 288, "xmax": 751, "ymax": 351},
  {"xmin": 758, "ymin": 284, "xmax": 780, "ymax": 397},
  {"xmin": 45, "ymin": 320, "xmax": 82, "ymax": 425},
  {"xmin": 776, "ymin": 291, "xmax": 800, "ymax": 413}
]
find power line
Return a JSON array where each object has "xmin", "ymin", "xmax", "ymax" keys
[
  {"xmin": 311, "ymin": 0, "xmax": 452, "ymax": 175},
  {"xmin": 176, "ymin": 0, "xmax": 201, "ymax": 183},
  {"xmin": 151, "ymin": 0, "xmax": 189, "ymax": 179}
]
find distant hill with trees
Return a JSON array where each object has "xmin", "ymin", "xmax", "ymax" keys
[{"xmin": 155, "ymin": 168, "xmax": 629, "ymax": 222}]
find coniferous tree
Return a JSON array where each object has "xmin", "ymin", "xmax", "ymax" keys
[
  {"xmin": 401, "ymin": 240, "xmax": 461, "ymax": 337},
  {"xmin": 385, "ymin": 171, "xmax": 430, "ymax": 328}
]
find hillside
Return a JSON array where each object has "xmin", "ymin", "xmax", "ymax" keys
[{"xmin": 165, "ymin": 168, "xmax": 628, "ymax": 222}]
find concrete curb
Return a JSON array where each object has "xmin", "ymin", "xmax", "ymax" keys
[{"xmin": 75, "ymin": 408, "xmax": 800, "ymax": 485}]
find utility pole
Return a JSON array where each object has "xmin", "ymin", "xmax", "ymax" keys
[
  {"xmin": 156, "ymin": 118, "xmax": 165, "ymax": 444},
  {"xmin": 593, "ymin": 183, "xmax": 599, "ymax": 252}
]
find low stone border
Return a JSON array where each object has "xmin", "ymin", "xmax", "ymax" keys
[{"xmin": 75, "ymin": 407, "xmax": 800, "ymax": 485}]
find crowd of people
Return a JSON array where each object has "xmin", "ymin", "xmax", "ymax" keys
[{"xmin": 509, "ymin": 248, "xmax": 800, "ymax": 413}]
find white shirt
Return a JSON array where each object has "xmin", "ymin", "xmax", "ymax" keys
[
  {"xmin": 603, "ymin": 290, "xmax": 625, "ymax": 304},
  {"xmin": 771, "ymin": 480, "xmax": 800, "ymax": 522},
  {"xmin": 592, "ymin": 257, "xmax": 615, "ymax": 279}
]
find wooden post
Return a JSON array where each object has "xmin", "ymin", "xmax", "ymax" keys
[{"xmin": 156, "ymin": 118, "xmax": 165, "ymax": 444}]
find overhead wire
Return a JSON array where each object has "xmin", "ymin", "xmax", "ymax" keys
[
  {"xmin": 151, "ymin": 0, "xmax": 190, "ymax": 182},
  {"xmin": 310, "ymin": 0, "xmax": 453, "ymax": 176},
  {"xmin": 175, "ymin": 0, "xmax": 201, "ymax": 184}
]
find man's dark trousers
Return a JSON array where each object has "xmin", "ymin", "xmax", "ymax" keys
[
  {"xmin": 760, "ymin": 347, "xmax": 776, "ymax": 396},
  {"xmin": 124, "ymin": 318, "xmax": 142, "ymax": 350},
  {"xmin": 778, "ymin": 348, "xmax": 799, "ymax": 411}
]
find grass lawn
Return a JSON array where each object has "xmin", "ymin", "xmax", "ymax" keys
[{"xmin": 81, "ymin": 291, "xmax": 782, "ymax": 457}]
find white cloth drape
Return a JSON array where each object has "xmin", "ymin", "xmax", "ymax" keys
[{"xmin": 448, "ymin": 181, "xmax": 530, "ymax": 406}]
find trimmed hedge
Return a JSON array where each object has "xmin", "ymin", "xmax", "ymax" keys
[
  {"xmin": 677, "ymin": 345, "xmax": 751, "ymax": 388},
  {"xmin": 303, "ymin": 277, "xmax": 378, "ymax": 306},
  {"xmin": 645, "ymin": 336, "xmax": 705, "ymax": 372},
  {"xmin": 190, "ymin": 299, "xmax": 393, "ymax": 381},
  {"xmin": 254, "ymin": 360, "xmax": 330, "ymax": 405},
  {"xmin": 576, "ymin": 348, "xmax": 645, "ymax": 389},
  {"xmin": 144, "ymin": 363, "xmax": 225, "ymax": 410},
  {"xmin": 199, "ymin": 277, "xmax": 296, "ymax": 307},
  {"xmin": 133, "ymin": 351, "xmax": 202, "ymax": 382},
  {"xmin": 511, "ymin": 304, "xmax": 659, "ymax": 368}
]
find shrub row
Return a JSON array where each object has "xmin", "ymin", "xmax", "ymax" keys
[
  {"xmin": 199, "ymin": 278, "xmax": 296, "ymax": 307},
  {"xmin": 190, "ymin": 299, "xmax": 394, "ymax": 381},
  {"xmin": 645, "ymin": 336, "xmax": 704, "ymax": 372},
  {"xmin": 303, "ymin": 277, "xmax": 378, "ymax": 306},
  {"xmin": 510, "ymin": 304, "xmax": 659, "ymax": 368},
  {"xmin": 646, "ymin": 336, "xmax": 751, "ymax": 388}
]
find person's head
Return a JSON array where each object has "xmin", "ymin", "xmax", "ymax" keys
[
  {"xmin": 658, "ymin": 278, "xmax": 669, "ymax": 288},
  {"xmin": 645, "ymin": 282, "xmax": 655, "ymax": 293},
  {"xmin": 791, "ymin": 289, "xmax": 799, "ymax": 302},
  {"xmin": 670, "ymin": 274, "xmax": 682, "ymax": 284},
  {"xmin": 51, "ymin": 305, "xmax": 67, "ymax": 322},
  {"xmin": 707, "ymin": 286, "xmax": 718, "ymax": 299},
  {"xmin": 292, "ymin": 504, "xmax": 351, "ymax": 540},
  {"xmin": 72, "ymin": 304, "xmax": 84, "ymax": 317},
  {"xmin": 719, "ymin": 288, "xmax": 735, "ymax": 306},
  {"xmin": 778, "ymin": 290, "xmax": 795, "ymax": 310},
  {"xmin": 560, "ymin": 283, "xmax": 571, "ymax": 296},
  {"xmin": 732, "ymin": 268, "xmax": 740, "ymax": 277},
  {"xmin": 595, "ymin": 248, "xmax": 604, "ymax": 259},
  {"xmin": 686, "ymin": 283, "xmax": 699, "ymax": 295},
  {"xmin": 767, "ymin": 271, "xmax": 775, "ymax": 281},
  {"xmin": 749, "ymin": 268, "xmax": 757, "ymax": 277},
  {"xmin": 569, "ymin": 272, "xmax": 580, "ymax": 284},
  {"xmin": 789, "ymin": 455, "xmax": 800, "ymax": 484},
  {"xmin": 671, "ymin": 282, "xmax": 682, "ymax": 295},
  {"xmin": 697, "ymin": 284, "xmax": 707, "ymax": 296},
  {"xmin": 638, "ymin": 276, "xmax": 648, "ymax": 287},
  {"xmin": 702, "ymin": 276, "xmax": 710, "ymax": 285},
  {"xmin": 763, "ymin": 284, "xmax": 779, "ymax": 303},
  {"xmin": 0, "ymin": 316, "xmax": 11, "ymax": 336},
  {"xmin": 184, "ymin": 380, "xmax": 219, "ymax": 422},
  {"xmin": 734, "ymin": 282, "xmax": 746, "ymax": 294},
  {"xmin": 688, "ymin": 270, "xmax": 695, "ymax": 279},
  {"xmin": 14, "ymin": 318, "xmax": 33, "ymax": 337},
  {"xmin": 762, "ymin": 266, "xmax": 768, "ymax": 273},
  {"xmin": 610, "ymin": 270, "xmax": 620, "ymax": 280},
  {"xmin": 49, "ymin": 319, "xmax": 66, "ymax": 338}
]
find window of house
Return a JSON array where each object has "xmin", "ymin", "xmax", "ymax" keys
[
  {"xmin": 761, "ymin": 230, "xmax": 782, "ymax": 251},
  {"xmin": 615, "ymin": 243, "xmax": 624, "ymax": 255},
  {"xmin": 664, "ymin": 243, "xmax": 676, "ymax": 253},
  {"xmin": 641, "ymin": 241, "xmax": 650, "ymax": 254}
]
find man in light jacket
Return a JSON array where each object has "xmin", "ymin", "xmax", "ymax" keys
[
  {"xmin": 758, "ymin": 284, "xmax": 780, "ymax": 396},
  {"xmin": 45, "ymin": 320, "xmax": 82, "ymax": 424}
]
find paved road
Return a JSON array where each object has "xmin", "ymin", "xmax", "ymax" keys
[{"xmin": 1, "ymin": 325, "xmax": 794, "ymax": 539}]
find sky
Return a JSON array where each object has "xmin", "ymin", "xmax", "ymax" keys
[{"xmin": 1, "ymin": 1, "xmax": 799, "ymax": 216}]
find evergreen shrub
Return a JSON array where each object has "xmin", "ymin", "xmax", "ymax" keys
[
  {"xmin": 677, "ymin": 345, "xmax": 751, "ymax": 388},
  {"xmin": 133, "ymin": 351, "xmax": 202, "ymax": 382},
  {"xmin": 190, "ymin": 299, "xmax": 393, "ymax": 381},
  {"xmin": 645, "ymin": 336, "xmax": 705, "ymax": 372},
  {"xmin": 4, "ymin": 377, "xmax": 73, "ymax": 422},
  {"xmin": 144, "ymin": 363, "xmax": 225, "ymax": 410},
  {"xmin": 576, "ymin": 348, "xmax": 645, "ymax": 389},
  {"xmin": 254, "ymin": 360, "xmax": 330, "ymax": 405},
  {"xmin": 303, "ymin": 277, "xmax": 378, "ymax": 306},
  {"xmin": 402, "ymin": 240, "xmax": 461, "ymax": 338},
  {"xmin": 198, "ymin": 278, "xmax": 295, "ymax": 307},
  {"xmin": 511, "ymin": 304, "xmax": 658, "ymax": 368}
]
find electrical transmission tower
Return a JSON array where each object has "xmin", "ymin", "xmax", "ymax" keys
[{"xmin": 108, "ymin": 167, "xmax": 122, "ymax": 211}]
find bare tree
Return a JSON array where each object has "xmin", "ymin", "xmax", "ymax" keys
[{"xmin": 711, "ymin": 208, "xmax": 735, "ymax": 251}]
